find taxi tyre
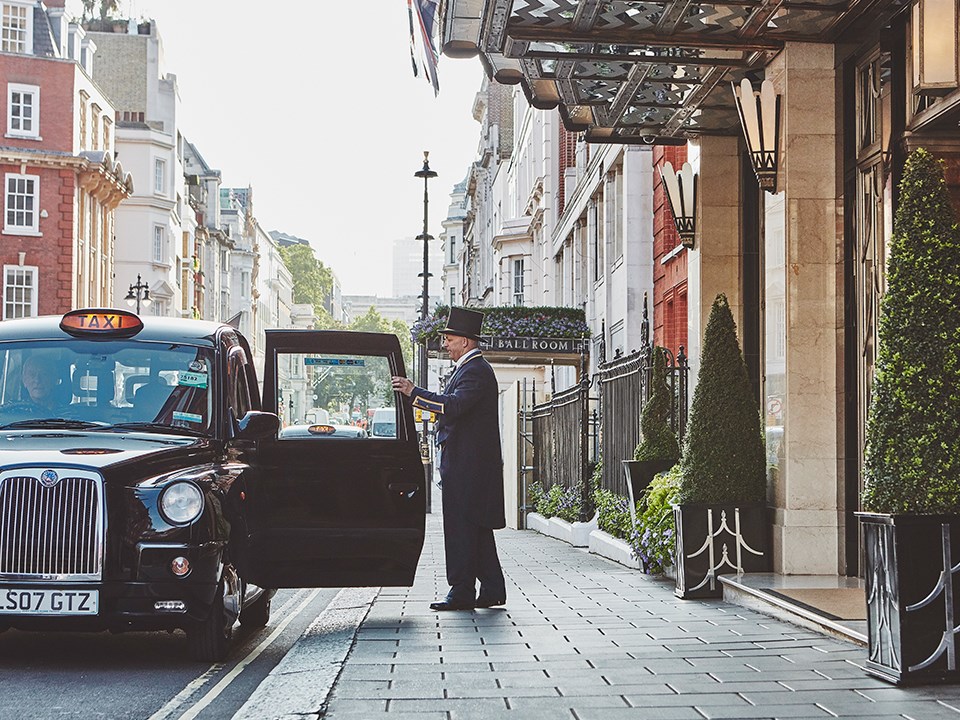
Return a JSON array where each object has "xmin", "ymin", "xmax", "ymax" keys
[
  {"xmin": 186, "ymin": 571, "xmax": 239, "ymax": 662},
  {"xmin": 238, "ymin": 587, "xmax": 272, "ymax": 629}
]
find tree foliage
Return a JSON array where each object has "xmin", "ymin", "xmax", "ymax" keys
[
  {"xmin": 81, "ymin": 0, "xmax": 119, "ymax": 25},
  {"xmin": 349, "ymin": 307, "xmax": 413, "ymax": 374},
  {"xmin": 678, "ymin": 293, "xmax": 765, "ymax": 504},
  {"xmin": 634, "ymin": 346, "xmax": 680, "ymax": 464},
  {"xmin": 279, "ymin": 244, "xmax": 334, "ymax": 327},
  {"xmin": 863, "ymin": 149, "xmax": 960, "ymax": 513},
  {"xmin": 307, "ymin": 307, "xmax": 414, "ymax": 410}
]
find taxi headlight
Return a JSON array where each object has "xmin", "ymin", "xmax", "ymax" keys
[{"xmin": 159, "ymin": 482, "xmax": 204, "ymax": 525}]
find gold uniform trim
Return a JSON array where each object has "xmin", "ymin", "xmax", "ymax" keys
[{"xmin": 412, "ymin": 395, "xmax": 445, "ymax": 414}]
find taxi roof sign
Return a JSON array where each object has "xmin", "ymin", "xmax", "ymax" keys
[
  {"xmin": 60, "ymin": 309, "xmax": 143, "ymax": 337},
  {"xmin": 307, "ymin": 424, "xmax": 336, "ymax": 435}
]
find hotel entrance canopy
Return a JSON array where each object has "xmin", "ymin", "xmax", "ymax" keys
[{"xmin": 441, "ymin": 0, "xmax": 902, "ymax": 143}]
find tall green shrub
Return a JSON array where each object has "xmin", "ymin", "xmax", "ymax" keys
[
  {"xmin": 862, "ymin": 148, "xmax": 960, "ymax": 514},
  {"xmin": 678, "ymin": 293, "xmax": 765, "ymax": 504},
  {"xmin": 634, "ymin": 346, "xmax": 681, "ymax": 463}
]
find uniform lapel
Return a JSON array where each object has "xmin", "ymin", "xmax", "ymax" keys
[
  {"xmin": 444, "ymin": 364, "xmax": 463, "ymax": 392},
  {"xmin": 445, "ymin": 350, "xmax": 480, "ymax": 391}
]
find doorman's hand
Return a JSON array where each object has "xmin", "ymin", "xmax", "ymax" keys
[{"xmin": 391, "ymin": 376, "xmax": 415, "ymax": 397}]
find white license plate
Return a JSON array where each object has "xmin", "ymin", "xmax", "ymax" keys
[{"xmin": 0, "ymin": 588, "xmax": 99, "ymax": 615}]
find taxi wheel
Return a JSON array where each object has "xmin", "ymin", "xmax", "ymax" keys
[
  {"xmin": 187, "ymin": 579, "xmax": 234, "ymax": 662},
  {"xmin": 239, "ymin": 588, "xmax": 271, "ymax": 629}
]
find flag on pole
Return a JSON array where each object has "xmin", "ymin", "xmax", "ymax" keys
[
  {"xmin": 407, "ymin": 0, "xmax": 440, "ymax": 95},
  {"xmin": 407, "ymin": 0, "xmax": 420, "ymax": 78}
]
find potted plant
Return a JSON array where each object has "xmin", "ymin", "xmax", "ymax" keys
[
  {"xmin": 673, "ymin": 293, "xmax": 769, "ymax": 599},
  {"xmin": 632, "ymin": 464, "xmax": 682, "ymax": 575},
  {"xmin": 859, "ymin": 148, "xmax": 960, "ymax": 685},
  {"xmin": 623, "ymin": 346, "xmax": 680, "ymax": 525}
]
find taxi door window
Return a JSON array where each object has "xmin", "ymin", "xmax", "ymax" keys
[
  {"xmin": 227, "ymin": 349, "xmax": 252, "ymax": 422},
  {"xmin": 275, "ymin": 352, "xmax": 396, "ymax": 440}
]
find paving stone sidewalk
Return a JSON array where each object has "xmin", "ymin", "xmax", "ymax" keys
[{"xmin": 323, "ymin": 513, "xmax": 960, "ymax": 720}]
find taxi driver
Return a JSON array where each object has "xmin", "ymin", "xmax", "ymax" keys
[{"xmin": 21, "ymin": 354, "xmax": 63, "ymax": 410}]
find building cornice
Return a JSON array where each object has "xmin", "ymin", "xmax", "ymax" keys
[{"xmin": 1, "ymin": 147, "xmax": 133, "ymax": 208}]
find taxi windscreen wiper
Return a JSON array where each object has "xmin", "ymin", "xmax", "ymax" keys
[
  {"xmin": 98, "ymin": 422, "xmax": 209, "ymax": 437},
  {"xmin": 0, "ymin": 419, "xmax": 108, "ymax": 430}
]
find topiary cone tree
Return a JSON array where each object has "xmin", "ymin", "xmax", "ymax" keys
[
  {"xmin": 862, "ymin": 148, "xmax": 960, "ymax": 514},
  {"xmin": 635, "ymin": 346, "xmax": 681, "ymax": 464},
  {"xmin": 678, "ymin": 293, "xmax": 766, "ymax": 505}
]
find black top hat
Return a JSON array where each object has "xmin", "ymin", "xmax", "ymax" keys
[{"xmin": 442, "ymin": 307, "xmax": 484, "ymax": 341}]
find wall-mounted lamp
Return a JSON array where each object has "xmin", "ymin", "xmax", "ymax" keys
[
  {"xmin": 660, "ymin": 161, "xmax": 697, "ymax": 249},
  {"xmin": 732, "ymin": 78, "xmax": 781, "ymax": 193},
  {"xmin": 912, "ymin": 0, "xmax": 959, "ymax": 95}
]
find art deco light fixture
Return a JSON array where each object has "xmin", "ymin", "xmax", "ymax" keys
[
  {"xmin": 732, "ymin": 78, "xmax": 781, "ymax": 193},
  {"xmin": 124, "ymin": 274, "xmax": 152, "ymax": 314},
  {"xmin": 660, "ymin": 161, "xmax": 697, "ymax": 249},
  {"xmin": 912, "ymin": 0, "xmax": 960, "ymax": 95}
]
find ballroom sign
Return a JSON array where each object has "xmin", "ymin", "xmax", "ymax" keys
[{"xmin": 479, "ymin": 336, "xmax": 588, "ymax": 354}]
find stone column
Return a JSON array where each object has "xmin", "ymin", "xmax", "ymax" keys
[
  {"xmin": 688, "ymin": 135, "xmax": 743, "ymax": 384},
  {"xmin": 765, "ymin": 42, "xmax": 842, "ymax": 575}
]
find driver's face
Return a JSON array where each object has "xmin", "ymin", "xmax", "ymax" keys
[{"xmin": 22, "ymin": 360, "xmax": 55, "ymax": 403}]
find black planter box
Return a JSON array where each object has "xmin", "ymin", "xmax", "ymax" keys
[
  {"xmin": 622, "ymin": 459, "xmax": 674, "ymax": 503},
  {"xmin": 673, "ymin": 502, "xmax": 770, "ymax": 599},
  {"xmin": 859, "ymin": 512, "xmax": 960, "ymax": 685},
  {"xmin": 621, "ymin": 460, "xmax": 674, "ymax": 573}
]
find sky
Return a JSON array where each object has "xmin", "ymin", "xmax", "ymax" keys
[{"xmin": 71, "ymin": 1, "xmax": 486, "ymax": 296}]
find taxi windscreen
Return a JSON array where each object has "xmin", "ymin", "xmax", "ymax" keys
[{"xmin": 0, "ymin": 340, "xmax": 214, "ymax": 434}]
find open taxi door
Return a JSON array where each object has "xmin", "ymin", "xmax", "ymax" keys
[{"xmin": 238, "ymin": 330, "xmax": 425, "ymax": 588}]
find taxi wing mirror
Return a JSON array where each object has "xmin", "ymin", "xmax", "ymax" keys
[{"xmin": 235, "ymin": 411, "xmax": 280, "ymax": 440}]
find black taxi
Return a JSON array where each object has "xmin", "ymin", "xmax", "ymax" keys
[{"xmin": 0, "ymin": 309, "xmax": 425, "ymax": 660}]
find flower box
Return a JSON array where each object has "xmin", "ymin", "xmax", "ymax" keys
[
  {"xmin": 525, "ymin": 512, "xmax": 550, "ymax": 534},
  {"xmin": 588, "ymin": 529, "xmax": 641, "ymax": 569},
  {"xmin": 674, "ymin": 502, "xmax": 769, "ymax": 599},
  {"xmin": 860, "ymin": 512, "xmax": 960, "ymax": 685}
]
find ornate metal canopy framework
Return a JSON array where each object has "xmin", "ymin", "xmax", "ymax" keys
[{"xmin": 442, "ymin": 0, "xmax": 905, "ymax": 143}]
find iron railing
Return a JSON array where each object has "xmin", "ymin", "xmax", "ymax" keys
[
  {"xmin": 596, "ymin": 343, "xmax": 689, "ymax": 497},
  {"xmin": 522, "ymin": 297, "xmax": 690, "ymax": 518},
  {"xmin": 530, "ymin": 357, "xmax": 599, "ymax": 521}
]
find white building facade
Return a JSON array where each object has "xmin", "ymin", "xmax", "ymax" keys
[
  {"xmin": 440, "ymin": 179, "xmax": 467, "ymax": 310},
  {"xmin": 89, "ymin": 20, "xmax": 197, "ymax": 318},
  {"xmin": 445, "ymin": 79, "xmax": 658, "ymax": 392},
  {"xmin": 182, "ymin": 139, "xmax": 230, "ymax": 323}
]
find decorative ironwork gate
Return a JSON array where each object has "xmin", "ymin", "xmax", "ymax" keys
[
  {"xmin": 529, "ymin": 360, "xmax": 598, "ymax": 521},
  {"xmin": 521, "ymin": 299, "xmax": 690, "ymax": 521},
  {"xmin": 595, "ymin": 344, "xmax": 689, "ymax": 496},
  {"xmin": 595, "ymin": 297, "xmax": 690, "ymax": 498}
]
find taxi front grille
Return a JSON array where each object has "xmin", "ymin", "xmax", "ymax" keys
[{"xmin": 0, "ymin": 472, "xmax": 103, "ymax": 579}]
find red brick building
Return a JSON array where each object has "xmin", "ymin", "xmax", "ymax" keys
[
  {"xmin": 0, "ymin": 0, "xmax": 131, "ymax": 319},
  {"xmin": 652, "ymin": 145, "xmax": 688, "ymax": 361}
]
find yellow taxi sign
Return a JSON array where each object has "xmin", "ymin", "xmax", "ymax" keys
[
  {"xmin": 60, "ymin": 309, "xmax": 143, "ymax": 337},
  {"xmin": 414, "ymin": 409, "xmax": 436, "ymax": 423},
  {"xmin": 307, "ymin": 424, "xmax": 336, "ymax": 435}
]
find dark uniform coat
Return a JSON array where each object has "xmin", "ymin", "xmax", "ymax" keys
[{"xmin": 410, "ymin": 352, "xmax": 506, "ymax": 529}]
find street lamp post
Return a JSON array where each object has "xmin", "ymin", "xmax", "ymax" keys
[
  {"xmin": 415, "ymin": 151, "xmax": 437, "ymax": 512},
  {"xmin": 124, "ymin": 274, "xmax": 152, "ymax": 315}
]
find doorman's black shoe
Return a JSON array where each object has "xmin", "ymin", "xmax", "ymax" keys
[
  {"xmin": 429, "ymin": 598, "xmax": 474, "ymax": 611},
  {"xmin": 474, "ymin": 596, "xmax": 506, "ymax": 609}
]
